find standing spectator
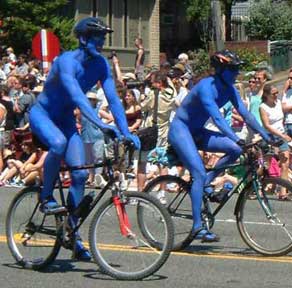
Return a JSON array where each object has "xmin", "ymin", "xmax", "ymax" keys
[
  {"xmin": 281, "ymin": 68, "xmax": 292, "ymax": 95},
  {"xmin": 177, "ymin": 53, "xmax": 193, "ymax": 88},
  {"xmin": 171, "ymin": 63, "xmax": 189, "ymax": 108},
  {"xmin": 0, "ymin": 84, "xmax": 15, "ymax": 147},
  {"xmin": 2, "ymin": 56, "xmax": 14, "ymax": 76},
  {"xmin": 134, "ymin": 37, "xmax": 145, "ymax": 81},
  {"xmin": 282, "ymin": 70, "xmax": 292, "ymax": 137},
  {"xmin": 260, "ymin": 85, "xmax": 291, "ymax": 200},
  {"xmin": 80, "ymin": 91, "xmax": 104, "ymax": 186},
  {"xmin": 137, "ymin": 71, "xmax": 176, "ymax": 203},
  {"xmin": 6, "ymin": 47, "xmax": 17, "ymax": 64},
  {"xmin": 0, "ymin": 60, "xmax": 6, "ymax": 84},
  {"xmin": 14, "ymin": 77, "xmax": 35, "ymax": 128},
  {"xmin": 122, "ymin": 89, "xmax": 142, "ymax": 132},
  {"xmin": 15, "ymin": 54, "xmax": 29, "ymax": 77},
  {"xmin": 246, "ymin": 70, "xmax": 267, "ymax": 141}
]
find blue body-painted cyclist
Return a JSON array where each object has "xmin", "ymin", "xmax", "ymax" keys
[
  {"xmin": 168, "ymin": 50, "xmax": 271, "ymax": 242},
  {"xmin": 29, "ymin": 17, "xmax": 140, "ymax": 260}
]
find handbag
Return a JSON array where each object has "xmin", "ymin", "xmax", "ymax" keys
[{"xmin": 137, "ymin": 88, "xmax": 159, "ymax": 151}]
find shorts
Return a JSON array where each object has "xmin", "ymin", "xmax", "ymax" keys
[
  {"xmin": 0, "ymin": 130, "xmax": 11, "ymax": 149},
  {"xmin": 270, "ymin": 134, "xmax": 289, "ymax": 152}
]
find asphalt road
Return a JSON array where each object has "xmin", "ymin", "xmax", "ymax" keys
[{"xmin": 1, "ymin": 186, "xmax": 292, "ymax": 288}]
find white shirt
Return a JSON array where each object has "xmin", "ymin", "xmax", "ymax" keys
[
  {"xmin": 282, "ymin": 88, "xmax": 292, "ymax": 124},
  {"xmin": 260, "ymin": 99, "xmax": 285, "ymax": 133}
]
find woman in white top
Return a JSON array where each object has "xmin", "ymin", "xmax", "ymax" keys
[{"xmin": 260, "ymin": 84, "xmax": 291, "ymax": 200}]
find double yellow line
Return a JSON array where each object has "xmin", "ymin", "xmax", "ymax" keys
[{"xmin": 1, "ymin": 235, "xmax": 292, "ymax": 263}]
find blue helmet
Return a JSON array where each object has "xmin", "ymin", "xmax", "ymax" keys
[
  {"xmin": 73, "ymin": 17, "xmax": 113, "ymax": 39},
  {"xmin": 210, "ymin": 49, "xmax": 245, "ymax": 69}
]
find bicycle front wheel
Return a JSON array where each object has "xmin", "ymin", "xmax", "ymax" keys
[
  {"xmin": 236, "ymin": 177, "xmax": 292, "ymax": 256},
  {"xmin": 6, "ymin": 187, "xmax": 62, "ymax": 270},
  {"xmin": 88, "ymin": 191, "xmax": 174, "ymax": 280},
  {"xmin": 143, "ymin": 175, "xmax": 193, "ymax": 251}
]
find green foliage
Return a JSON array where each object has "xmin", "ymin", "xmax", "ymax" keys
[
  {"xmin": 187, "ymin": 48, "xmax": 269, "ymax": 77},
  {"xmin": 245, "ymin": 0, "xmax": 292, "ymax": 40},
  {"xmin": 183, "ymin": 0, "xmax": 211, "ymax": 22},
  {"xmin": 188, "ymin": 49, "xmax": 210, "ymax": 75},
  {"xmin": 0, "ymin": 0, "xmax": 77, "ymax": 53},
  {"xmin": 233, "ymin": 48, "xmax": 269, "ymax": 73}
]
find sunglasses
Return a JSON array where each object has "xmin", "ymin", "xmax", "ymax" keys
[{"xmin": 249, "ymin": 80, "xmax": 256, "ymax": 84}]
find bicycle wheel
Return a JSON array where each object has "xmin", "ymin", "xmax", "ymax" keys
[
  {"xmin": 236, "ymin": 177, "xmax": 292, "ymax": 256},
  {"xmin": 143, "ymin": 175, "xmax": 193, "ymax": 251},
  {"xmin": 6, "ymin": 187, "xmax": 62, "ymax": 270},
  {"xmin": 88, "ymin": 191, "xmax": 174, "ymax": 280}
]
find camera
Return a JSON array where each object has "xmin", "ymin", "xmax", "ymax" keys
[
  {"xmin": 107, "ymin": 50, "xmax": 117, "ymax": 60},
  {"xmin": 125, "ymin": 80, "xmax": 145, "ymax": 89}
]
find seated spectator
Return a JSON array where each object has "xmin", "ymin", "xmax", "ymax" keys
[{"xmin": 0, "ymin": 140, "xmax": 35, "ymax": 186}]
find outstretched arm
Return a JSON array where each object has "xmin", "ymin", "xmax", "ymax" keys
[{"xmin": 230, "ymin": 86, "xmax": 270, "ymax": 142}]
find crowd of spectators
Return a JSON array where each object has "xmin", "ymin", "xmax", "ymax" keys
[
  {"xmin": 0, "ymin": 46, "xmax": 46, "ymax": 187},
  {"xmin": 1, "ymin": 43, "xmax": 292, "ymax": 202}
]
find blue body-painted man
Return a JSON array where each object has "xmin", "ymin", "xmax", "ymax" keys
[
  {"xmin": 168, "ymin": 50, "xmax": 271, "ymax": 242},
  {"xmin": 29, "ymin": 17, "xmax": 140, "ymax": 260}
]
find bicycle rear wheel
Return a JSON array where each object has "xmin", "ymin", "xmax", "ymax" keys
[
  {"xmin": 6, "ymin": 187, "xmax": 62, "ymax": 269},
  {"xmin": 236, "ymin": 177, "xmax": 292, "ymax": 256},
  {"xmin": 143, "ymin": 175, "xmax": 193, "ymax": 251},
  {"xmin": 88, "ymin": 191, "xmax": 174, "ymax": 280}
]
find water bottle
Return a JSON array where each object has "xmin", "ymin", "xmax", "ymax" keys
[{"xmin": 73, "ymin": 191, "xmax": 95, "ymax": 219}]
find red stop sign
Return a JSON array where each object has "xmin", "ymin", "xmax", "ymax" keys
[{"xmin": 32, "ymin": 30, "xmax": 60, "ymax": 62}]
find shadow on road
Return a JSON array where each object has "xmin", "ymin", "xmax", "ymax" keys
[{"xmin": 2, "ymin": 260, "xmax": 168, "ymax": 281}]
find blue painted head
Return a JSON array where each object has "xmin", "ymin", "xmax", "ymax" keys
[
  {"xmin": 211, "ymin": 49, "xmax": 245, "ymax": 83},
  {"xmin": 74, "ymin": 17, "xmax": 113, "ymax": 57}
]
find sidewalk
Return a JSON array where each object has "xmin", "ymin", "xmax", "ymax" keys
[{"xmin": 268, "ymin": 68, "xmax": 290, "ymax": 85}]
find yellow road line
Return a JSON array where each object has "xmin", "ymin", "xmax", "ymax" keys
[{"xmin": 1, "ymin": 235, "xmax": 292, "ymax": 263}]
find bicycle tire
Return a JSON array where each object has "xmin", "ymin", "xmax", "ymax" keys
[
  {"xmin": 6, "ymin": 187, "xmax": 62, "ymax": 270},
  {"xmin": 236, "ymin": 177, "xmax": 292, "ymax": 256},
  {"xmin": 88, "ymin": 191, "xmax": 174, "ymax": 280},
  {"xmin": 143, "ymin": 175, "xmax": 193, "ymax": 251}
]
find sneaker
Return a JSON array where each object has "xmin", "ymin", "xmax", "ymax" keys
[
  {"xmin": 94, "ymin": 174, "xmax": 107, "ymax": 188},
  {"xmin": 39, "ymin": 197, "xmax": 67, "ymax": 215},
  {"xmin": 72, "ymin": 239, "xmax": 91, "ymax": 261},
  {"xmin": 156, "ymin": 190, "xmax": 167, "ymax": 205}
]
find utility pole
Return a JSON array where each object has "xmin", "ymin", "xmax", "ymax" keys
[{"xmin": 211, "ymin": 0, "xmax": 224, "ymax": 51}]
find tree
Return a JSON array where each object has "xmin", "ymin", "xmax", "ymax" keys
[
  {"xmin": 245, "ymin": 0, "xmax": 292, "ymax": 40},
  {"xmin": 0, "ymin": 0, "xmax": 77, "ymax": 54},
  {"xmin": 183, "ymin": 0, "xmax": 212, "ymax": 48},
  {"xmin": 183, "ymin": 0, "xmax": 234, "ymax": 43}
]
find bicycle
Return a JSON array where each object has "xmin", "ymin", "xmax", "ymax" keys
[
  {"xmin": 142, "ymin": 140, "xmax": 292, "ymax": 256},
  {"xmin": 5, "ymin": 135, "xmax": 174, "ymax": 280}
]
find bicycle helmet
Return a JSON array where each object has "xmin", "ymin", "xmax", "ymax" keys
[
  {"xmin": 210, "ymin": 49, "xmax": 245, "ymax": 69},
  {"xmin": 73, "ymin": 17, "xmax": 113, "ymax": 39}
]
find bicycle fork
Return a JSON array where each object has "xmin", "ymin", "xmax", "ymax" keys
[{"xmin": 112, "ymin": 196, "xmax": 135, "ymax": 238}]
